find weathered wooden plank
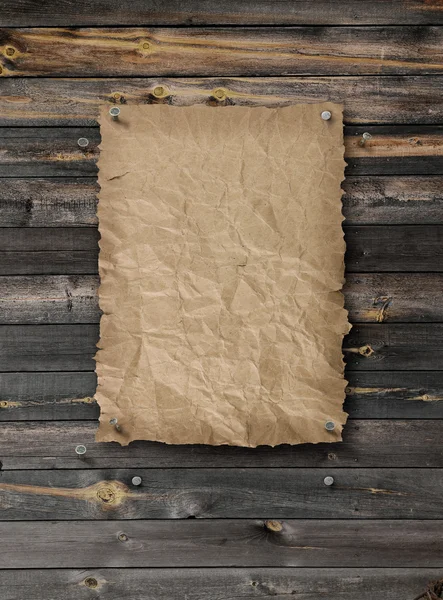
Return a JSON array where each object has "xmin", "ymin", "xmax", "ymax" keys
[
  {"xmin": 1, "ymin": 520, "xmax": 441, "ymax": 567},
  {"xmin": 1, "ymin": 77, "xmax": 443, "ymax": 126},
  {"xmin": 3, "ymin": 0, "xmax": 443, "ymax": 26},
  {"xmin": 1, "ymin": 27, "xmax": 443, "ymax": 77},
  {"xmin": 0, "ymin": 568, "xmax": 438, "ymax": 600},
  {"xmin": 2, "ymin": 372, "xmax": 443, "ymax": 422},
  {"xmin": 1, "ymin": 226, "xmax": 442, "ymax": 274},
  {"xmin": 0, "ymin": 323, "xmax": 441, "ymax": 372},
  {"xmin": 1, "ymin": 420, "xmax": 442, "ymax": 469},
  {"xmin": 1, "ymin": 126, "xmax": 442, "ymax": 177},
  {"xmin": 345, "ymin": 324, "xmax": 443, "ymax": 371},
  {"xmin": 0, "ymin": 468, "xmax": 442, "ymax": 520},
  {"xmin": 3, "ymin": 273, "xmax": 443, "ymax": 324},
  {"xmin": 2, "ymin": 176, "xmax": 442, "ymax": 227}
]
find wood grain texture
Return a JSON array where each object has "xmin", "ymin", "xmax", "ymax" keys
[
  {"xmin": 2, "ymin": 176, "xmax": 442, "ymax": 227},
  {"xmin": 1, "ymin": 468, "xmax": 443, "ymax": 520},
  {"xmin": 1, "ymin": 519, "xmax": 442, "ymax": 567},
  {"xmin": 1, "ymin": 226, "xmax": 442, "ymax": 275},
  {"xmin": 1, "ymin": 323, "xmax": 441, "ymax": 372},
  {"xmin": 1, "ymin": 126, "xmax": 442, "ymax": 178},
  {"xmin": 2, "ymin": 371, "xmax": 443, "ymax": 422},
  {"xmin": 1, "ymin": 77, "xmax": 443, "ymax": 126},
  {"xmin": 2, "ymin": 273, "xmax": 443, "ymax": 325},
  {"xmin": 1, "ymin": 27, "xmax": 443, "ymax": 77},
  {"xmin": 1, "ymin": 420, "xmax": 442, "ymax": 469},
  {"xmin": 3, "ymin": 0, "xmax": 443, "ymax": 26},
  {"xmin": 0, "ymin": 568, "xmax": 438, "ymax": 600}
]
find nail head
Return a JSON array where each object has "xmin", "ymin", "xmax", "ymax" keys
[
  {"xmin": 321, "ymin": 110, "xmax": 332, "ymax": 121},
  {"xmin": 324, "ymin": 476, "xmax": 335, "ymax": 486},
  {"xmin": 75, "ymin": 444, "xmax": 87, "ymax": 455},
  {"xmin": 132, "ymin": 476, "xmax": 142, "ymax": 486},
  {"xmin": 77, "ymin": 137, "xmax": 89, "ymax": 148},
  {"xmin": 109, "ymin": 107, "xmax": 121, "ymax": 120},
  {"xmin": 325, "ymin": 421, "xmax": 336, "ymax": 431}
]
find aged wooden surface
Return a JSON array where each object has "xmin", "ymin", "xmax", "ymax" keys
[
  {"xmin": 1, "ymin": 520, "xmax": 442, "ymax": 568},
  {"xmin": 0, "ymin": 568, "xmax": 439, "ymax": 600},
  {"xmin": 0, "ymin": 2, "xmax": 441, "ymax": 598},
  {"xmin": 1, "ymin": 27, "xmax": 443, "ymax": 77},
  {"xmin": 1, "ymin": 77, "xmax": 443, "ymax": 126}
]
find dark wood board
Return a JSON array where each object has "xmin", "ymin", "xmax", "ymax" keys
[
  {"xmin": 0, "ymin": 568, "xmax": 438, "ymax": 600},
  {"xmin": 1, "ymin": 77, "xmax": 443, "ymax": 126},
  {"xmin": 2, "ymin": 176, "xmax": 443, "ymax": 227},
  {"xmin": 1, "ymin": 519, "xmax": 442, "ymax": 568},
  {"xmin": 2, "ymin": 273, "xmax": 443, "ymax": 325},
  {"xmin": 2, "ymin": 27, "xmax": 443, "ymax": 77},
  {"xmin": 1, "ymin": 420, "xmax": 443, "ymax": 469},
  {"xmin": 1, "ymin": 468, "xmax": 443, "ymax": 519},
  {"xmin": 3, "ymin": 1, "xmax": 443, "ymax": 26},
  {"xmin": 1, "ymin": 226, "xmax": 442, "ymax": 274},
  {"xmin": 1, "ymin": 323, "xmax": 442, "ymax": 371},
  {"xmin": 2, "ymin": 126, "xmax": 442, "ymax": 178},
  {"xmin": 2, "ymin": 371, "xmax": 443, "ymax": 422}
]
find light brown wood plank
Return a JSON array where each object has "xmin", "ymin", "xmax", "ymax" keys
[
  {"xmin": 1, "ymin": 77, "xmax": 443, "ymax": 126},
  {"xmin": 1, "ymin": 27, "xmax": 443, "ymax": 77},
  {"xmin": 1, "ymin": 520, "xmax": 441, "ymax": 567},
  {"xmin": 1, "ymin": 420, "xmax": 442, "ymax": 469}
]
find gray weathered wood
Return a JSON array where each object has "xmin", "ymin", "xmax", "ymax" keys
[
  {"xmin": 2, "ymin": 371, "xmax": 443, "ymax": 422},
  {"xmin": 3, "ymin": 272, "xmax": 443, "ymax": 324},
  {"xmin": 1, "ymin": 420, "xmax": 442, "ymax": 469},
  {"xmin": 1, "ymin": 323, "xmax": 442, "ymax": 371},
  {"xmin": 1, "ymin": 519, "xmax": 441, "ymax": 567},
  {"xmin": 1, "ymin": 468, "xmax": 442, "ymax": 520},
  {"xmin": 2, "ymin": 176, "xmax": 442, "ymax": 227},
  {"xmin": 3, "ymin": 0, "xmax": 443, "ymax": 26},
  {"xmin": 1, "ymin": 77, "xmax": 443, "ymax": 126},
  {"xmin": 2, "ymin": 27, "xmax": 443, "ymax": 77},
  {"xmin": 1, "ymin": 126, "xmax": 442, "ymax": 177},
  {"xmin": 1, "ymin": 226, "xmax": 442, "ymax": 274},
  {"xmin": 0, "ymin": 567, "xmax": 438, "ymax": 600}
]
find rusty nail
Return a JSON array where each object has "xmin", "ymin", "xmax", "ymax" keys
[
  {"xmin": 109, "ymin": 107, "xmax": 121, "ymax": 120},
  {"xmin": 324, "ymin": 476, "xmax": 335, "ymax": 486},
  {"xmin": 77, "ymin": 137, "xmax": 89, "ymax": 149},
  {"xmin": 325, "ymin": 421, "xmax": 335, "ymax": 432},
  {"xmin": 75, "ymin": 444, "xmax": 87, "ymax": 456},
  {"xmin": 132, "ymin": 476, "xmax": 142, "ymax": 486},
  {"xmin": 321, "ymin": 110, "xmax": 332, "ymax": 121},
  {"xmin": 359, "ymin": 132, "xmax": 372, "ymax": 146}
]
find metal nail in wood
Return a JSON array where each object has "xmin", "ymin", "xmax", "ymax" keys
[
  {"xmin": 324, "ymin": 476, "xmax": 335, "ymax": 486},
  {"xmin": 110, "ymin": 417, "xmax": 122, "ymax": 431},
  {"xmin": 359, "ymin": 132, "xmax": 372, "ymax": 146},
  {"xmin": 75, "ymin": 444, "xmax": 87, "ymax": 457},
  {"xmin": 325, "ymin": 420, "xmax": 335, "ymax": 431},
  {"xmin": 77, "ymin": 137, "xmax": 89, "ymax": 149},
  {"xmin": 109, "ymin": 107, "xmax": 121, "ymax": 120},
  {"xmin": 321, "ymin": 110, "xmax": 332, "ymax": 121}
]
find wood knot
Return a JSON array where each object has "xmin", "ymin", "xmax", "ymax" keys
[
  {"xmin": 265, "ymin": 520, "xmax": 283, "ymax": 532},
  {"xmin": 140, "ymin": 41, "xmax": 151, "ymax": 52},
  {"xmin": 358, "ymin": 344, "xmax": 374, "ymax": 357},
  {"xmin": 0, "ymin": 401, "xmax": 8, "ymax": 408},
  {"xmin": 212, "ymin": 88, "xmax": 227, "ymax": 101},
  {"xmin": 152, "ymin": 85, "xmax": 168, "ymax": 98},
  {"xmin": 97, "ymin": 486, "xmax": 116, "ymax": 504},
  {"xmin": 84, "ymin": 577, "xmax": 98, "ymax": 589},
  {"xmin": 118, "ymin": 532, "xmax": 128, "ymax": 542},
  {"xmin": 5, "ymin": 46, "xmax": 15, "ymax": 57}
]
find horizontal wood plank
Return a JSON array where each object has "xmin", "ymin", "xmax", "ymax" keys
[
  {"xmin": 1, "ymin": 420, "xmax": 442, "ymax": 469},
  {"xmin": 2, "ymin": 176, "xmax": 442, "ymax": 227},
  {"xmin": 1, "ymin": 468, "xmax": 442, "ymax": 520},
  {"xmin": 1, "ymin": 226, "xmax": 442, "ymax": 274},
  {"xmin": 0, "ymin": 323, "xmax": 441, "ymax": 372},
  {"xmin": 1, "ymin": 126, "xmax": 442, "ymax": 177},
  {"xmin": 1, "ymin": 27, "xmax": 443, "ymax": 77},
  {"xmin": 1, "ymin": 519, "xmax": 441, "ymax": 567},
  {"xmin": 2, "ymin": 371, "xmax": 443, "ymax": 422},
  {"xmin": 0, "ymin": 568, "xmax": 438, "ymax": 600},
  {"xmin": 2, "ymin": 273, "xmax": 443, "ymax": 324},
  {"xmin": 3, "ymin": 0, "xmax": 443, "ymax": 26},
  {"xmin": 1, "ymin": 77, "xmax": 443, "ymax": 126}
]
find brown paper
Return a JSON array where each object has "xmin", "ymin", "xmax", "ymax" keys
[{"xmin": 95, "ymin": 103, "xmax": 349, "ymax": 447}]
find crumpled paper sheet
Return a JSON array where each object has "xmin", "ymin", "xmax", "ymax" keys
[{"xmin": 95, "ymin": 103, "xmax": 349, "ymax": 447}]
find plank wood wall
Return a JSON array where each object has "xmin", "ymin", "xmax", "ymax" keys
[{"xmin": 0, "ymin": 1, "xmax": 443, "ymax": 598}]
